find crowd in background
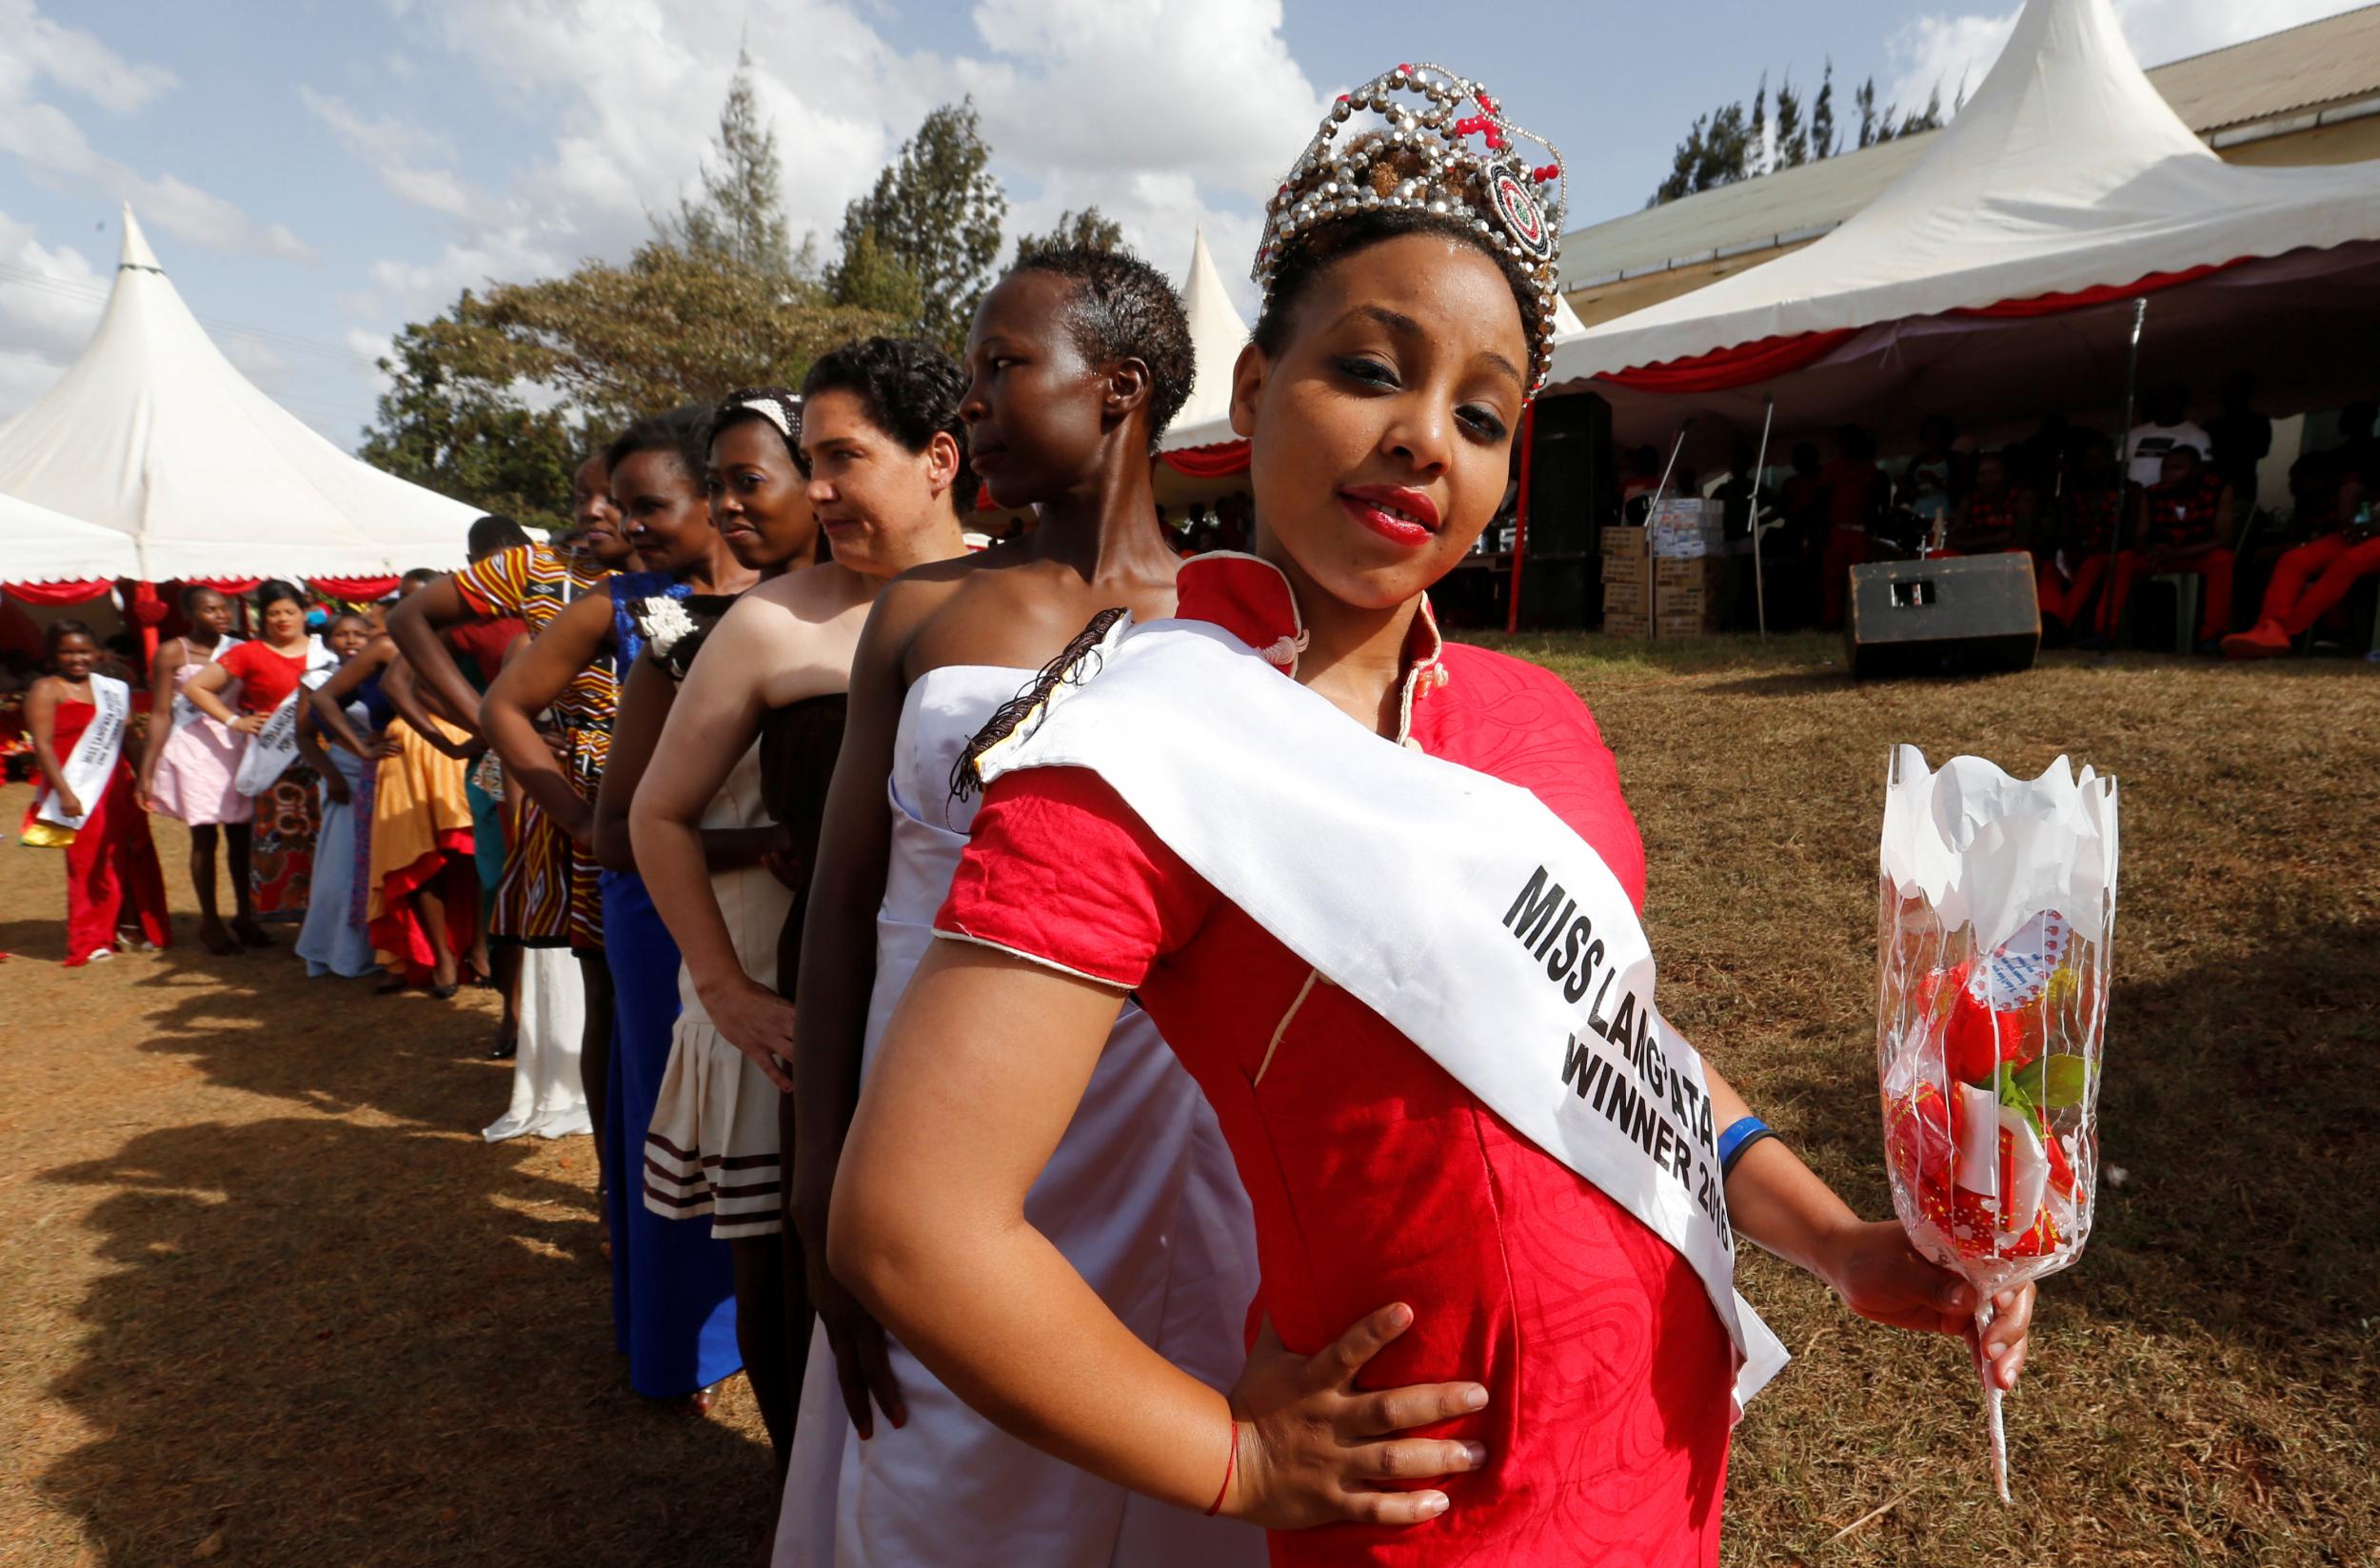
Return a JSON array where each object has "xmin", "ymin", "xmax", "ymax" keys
[{"xmin": 1620, "ymin": 373, "xmax": 2380, "ymax": 655}]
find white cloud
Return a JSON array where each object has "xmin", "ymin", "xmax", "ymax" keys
[
  {"xmin": 0, "ymin": 208, "xmax": 104, "ymax": 419},
  {"xmin": 298, "ymin": 86, "xmax": 490, "ymax": 221},
  {"xmin": 0, "ymin": 3, "xmax": 312, "ymax": 259},
  {"xmin": 359, "ymin": 0, "xmax": 1310, "ymax": 327},
  {"xmin": 1886, "ymin": 0, "xmax": 2377, "ymax": 124},
  {"xmin": 0, "ymin": 0, "xmax": 175, "ymax": 113}
]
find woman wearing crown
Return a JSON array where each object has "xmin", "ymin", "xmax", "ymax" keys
[{"xmin": 821, "ymin": 67, "xmax": 2038, "ymax": 1563}]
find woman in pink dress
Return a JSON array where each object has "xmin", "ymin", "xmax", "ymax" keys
[
  {"xmin": 823, "ymin": 65, "xmax": 2039, "ymax": 1565},
  {"xmin": 137, "ymin": 585, "xmax": 260, "ymax": 953}
]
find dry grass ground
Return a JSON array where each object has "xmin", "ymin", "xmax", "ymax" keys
[{"xmin": 2, "ymin": 633, "xmax": 2374, "ymax": 1567}]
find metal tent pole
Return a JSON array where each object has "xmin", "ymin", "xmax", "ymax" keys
[
  {"xmin": 2106, "ymin": 297, "xmax": 2149, "ymax": 645},
  {"xmin": 1748, "ymin": 394, "xmax": 1776, "ymax": 640}
]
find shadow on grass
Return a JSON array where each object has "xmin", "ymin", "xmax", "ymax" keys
[
  {"xmin": 22, "ymin": 916, "xmax": 778, "ymax": 1564},
  {"xmin": 36, "ymin": 1118, "xmax": 771, "ymax": 1566},
  {"xmin": 1775, "ymin": 916, "xmax": 2380, "ymax": 1364}
]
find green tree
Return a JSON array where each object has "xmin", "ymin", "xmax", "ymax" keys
[
  {"xmin": 663, "ymin": 49, "xmax": 793, "ymax": 276},
  {"xmin": 1016, "ymin": 206, "xmax": 1124, "ymax": 261},
  {"xmin": 1902, "ymin": 83, "xmax": 1947, "ymax": 136},
  {"xmin": 472, "ymin": 240, "xmax": 892, "ymax": 432},
  {"xmin": 359, "ymin": 299, "xmax": 580, "ymax": 530},
  {"xmin": 1812, "ymin": 60, "xmax": 1839, "ymax": 160},
  {"xmin": 1648, "ymin": 99, "xmax": 1755, "ymax": 206},
  {"xmin": 1775, "ymin": 75, "xmax": 1809, "ymax": 169},
  {"xmin": 831, "ymin": 99, "xmax": 1008, "ymax": 348},
  {"xmin": 832, "ymin": 225, "xmax": 924, "ymax": 324}
]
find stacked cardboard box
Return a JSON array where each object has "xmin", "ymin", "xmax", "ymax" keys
[
  {"xmin": 1655, "ymin": 556, "xmax": 1724, "ymax": 637},
  {"xmin": 1600, "ymin": 526, "xmax": 1652, "ymax": 638},
  {"xmin": 1649, "ymin": 498, "xmax": 1723, "ymax": 560}
]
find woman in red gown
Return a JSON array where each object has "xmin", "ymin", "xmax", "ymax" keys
[
  {"xmin": 821, "ymin": 66, "xmax": 2039, "ymax": 1565},
  {"xmin": 24, "ymin": 622, "xmax": 170, "ymax": 966}
]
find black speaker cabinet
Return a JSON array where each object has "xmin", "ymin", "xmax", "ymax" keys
[{"xmin": 1845, "ymin": 554, "xmax": 2040, "ymax": 679}]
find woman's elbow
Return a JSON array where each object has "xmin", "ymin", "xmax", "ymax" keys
[{"xmin": 825, "ymin": 1174, "xmax": 922, "ymax": 1320}]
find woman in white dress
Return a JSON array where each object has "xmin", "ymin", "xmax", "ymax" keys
[
  {"xmin": 776, "ymin": 259, "xmax": 1262, "ymax": 1567},
  {"xmin": 631, "ymin": 375, "xmax": 973, "ymax": 1471}
]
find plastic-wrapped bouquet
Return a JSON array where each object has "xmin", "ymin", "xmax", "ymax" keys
[{"xmin": 1875, "ymin": 746, "xmax": 2119, "ymax": 1502}]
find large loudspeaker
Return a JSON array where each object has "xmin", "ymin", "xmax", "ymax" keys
[{"xmin": 1845, "ymin": 554, "xmax": 2041, "ymax": 679}]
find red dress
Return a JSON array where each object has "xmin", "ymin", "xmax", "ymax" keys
[
  {"xmin": 936, "ymin": 560, "xmax": 1735, "ymax": 1567},
  {"xmin": 40, "ymin": 699, "xmax": 172, "ymax": 966},
  {"xmin": 214, "ymin": 639, "xmax": 309, "ymax": 714}
]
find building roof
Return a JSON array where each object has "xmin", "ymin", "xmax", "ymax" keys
[{"xmin": 1564, "ymin": 3, "xmax": 2380, "ymax": 288}]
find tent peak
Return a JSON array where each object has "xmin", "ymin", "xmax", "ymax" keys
[{"xmin": 118, "ymin": 206, "xmax": 163, "ymax": 274}]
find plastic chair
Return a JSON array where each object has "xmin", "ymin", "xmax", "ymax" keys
[{"xmin": 2118, "ymin": 572, "xmax": 2200, "ymax": 653}]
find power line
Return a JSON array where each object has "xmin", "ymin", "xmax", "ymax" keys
[{"xmin": 0, "ymin": 259, "xmax": 386, "ymax": 371}]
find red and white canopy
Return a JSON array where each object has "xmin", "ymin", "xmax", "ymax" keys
[{"xmin": 1546, "ymin": 0, "xmax": 2380, "ymax": 443}]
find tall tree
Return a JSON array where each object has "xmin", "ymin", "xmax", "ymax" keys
[
  {"xmin": 1775, "ymin": 75, "xmax": 1809, "ymax": 169},
  {"xmin": 1016, "ymin": 207, "xmax": 1124, "ymax": 261},
  {"xmin": 1751, "ymin": 75, "xmax": 1770, "ymax": 175},
  {"xmin": 663, "ymin": 50, "xmax": 793, "ymax": 277},
  {"xmin": 831, "ymin": 100, "xmax": 1008, "ymax": 349},
  {"xmin": 1812, "ymin": 60, "xmax": 1839, "ymax": 161},
  {"xmin": 1855, "ymin": 77, "xmax": 1880, "ymax": 149}
]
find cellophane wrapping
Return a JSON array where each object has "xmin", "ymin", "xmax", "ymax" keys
[{"xmin": 1875, "ymin": 745, "xmax": 2119, "ymax": 1500}]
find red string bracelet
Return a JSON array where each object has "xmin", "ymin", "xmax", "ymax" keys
[{"xmin": 1205, "ymin": 1419, "xmax": 1240, "ymax": 1517}]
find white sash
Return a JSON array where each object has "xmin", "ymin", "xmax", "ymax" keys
[
  {"xmin": 232, "ymin": 645, "xmax": 339, "ymax": 796},
  {"xmin": 38, "ymin": 675, "xmax": 131, "ymax": 830},
  {"xmin": 976, "ymin": 617, "xmax": 1790, "ymax": 1411},
  {"xmin": 169, "ymin": 634, "xmax": 242, "ymax": 733}
]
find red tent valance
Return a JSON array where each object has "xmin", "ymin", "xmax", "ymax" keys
[
  {"xmin": 1595, "ymin": 256, "xmax": 2255, "ymax": 397},
  {"xmin": 309, "ymin": 575, "xmax": 403, "ymax": 601},
  {"xmin": 187, "ymin": 576, "xmax": 265, "ymax": 595},
  {"xmin": 2, "ymin": 579, "xmax": 114, "ymax": 605},
  {"xmin": 1158, "ymin": 440, "xmax": 1251, "ymax": 478},
  {"xmin": 1596, "ymin": 328, "xmax": 1858, "ymax": 394},
  {"xmin": 1949, "ymin": 257, "xmax": 2244, "ymax": 319}
]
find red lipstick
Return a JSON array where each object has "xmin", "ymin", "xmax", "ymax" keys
[{"xmin": 1338, "ymin": 484, "xmax": 1441, "ymax": 549}]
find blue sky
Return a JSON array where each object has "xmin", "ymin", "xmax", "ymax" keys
[{"xmin": 0, "ymin": 0, "xmax": 2361, "ymax": 449}]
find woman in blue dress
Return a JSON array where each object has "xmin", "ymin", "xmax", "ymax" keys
[
  {"xmin": 480, "ymin": 406, "xmax": 779, "ymax": 1407},
  {"xmin": 293, "ymin": 612, "xmax": 380, "ymax": 978}
]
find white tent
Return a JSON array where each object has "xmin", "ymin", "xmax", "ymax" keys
[
  {"xmin": 1, "ymin": 489, "xmax": 139, "ymax": 584},
  {"xmin": 1546, "ymin": 0, "xmax": 2380, "ymax": 446},
  {"xmin": 1160, "ymin": 228, "xmax": 1254, "ymax": 453},
  {"xmin": 0, "ymin": 207, "xmax": 478, "ymax": 584}
]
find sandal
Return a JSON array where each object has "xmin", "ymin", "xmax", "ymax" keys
[{"xmin": 231, "ymin": 918, "xmax": 275, "ymax": 948}]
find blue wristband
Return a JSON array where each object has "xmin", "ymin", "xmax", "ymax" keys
[{"xmin": 1717, "ymin": 1116, "xmax": 1775, "ymax": 1178}]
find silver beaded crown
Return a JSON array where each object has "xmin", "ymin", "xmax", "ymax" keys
[{"xmin": 1255, "ymin": 63, "xmax": 1568, "ymax": 395}]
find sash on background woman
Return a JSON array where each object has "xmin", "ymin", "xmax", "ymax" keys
[
  {"xmin": 169, "ymin": 635, "xmax": 241, "ymax": 733},
  {"xmin": 232, "ymin": 652, "xmax": 337, "ymax": 796},
  {"xmin": 32, "ymin": 674, "xmax": 131, "ymax": 837}
]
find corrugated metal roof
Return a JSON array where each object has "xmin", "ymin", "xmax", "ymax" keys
[
  {"xmin": 2154, "ymin": 3, "xmax": 2380, "ymax": 131},
  {"xmin": 1565, "ymin": 3, "xmax": 2380, "ymax": 287}
]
